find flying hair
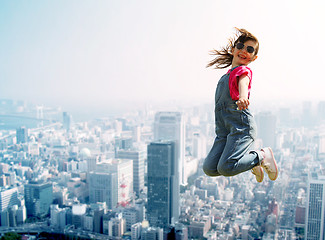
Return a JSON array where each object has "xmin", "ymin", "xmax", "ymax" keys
[{"xmin": 207, "ymin": 28, "xmax": 259, "ymax": 69}]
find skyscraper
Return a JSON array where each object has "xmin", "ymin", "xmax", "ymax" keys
[
  {"xmin": 317, "ymin": 101, "xmax": 325, "ymax": 124},
  {"xmin": 16, "ymin": 126, "xmax": 28, "ymax": 144},
  {"xmin": 154, "ymin": 112, "xmax": 186, "ymax": 185},
  {"xmin": 63, "ymin": 112, "xmax": 72, "ymax": 131},
  {"xmin": 88, "ymin": 171, "xmax": 118, "ymax": 209},
  {"xmin": 302, "ymin": 101, "xmax": 313, "ymax": 127},
  {"xmin": 108, "ymin": 213, "xmax": 126, "ymax": 237},
  {"xmin": 96, "ymin": 159, "xmax": 133, "ymax": 207},
  {"xmin": 24, "ymin": 181, "xmax": 53, "ymax": 218},
  {"xmin": 147, "ymin": 141, "xmax": 179, "ymax": 229},
  {"xmin": 256, "ymin": 112, "xmax": 277, "ymax": 149},
  {"xmin": 0, "ymin": 187, "xmax": 20, "ymax": 212},
  {"xmin": 117, "ymin": 149, "xmax": 145, "ymax": 197},
  {"xmin": 305, "ymin": 176, "xmax": 325, "ymax": 240},
  {"xmin": 192, "ymin": 133, "xmax": 207, "ymax": 160}
]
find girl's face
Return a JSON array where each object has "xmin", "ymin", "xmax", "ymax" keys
[{"xmin": 231, "ymin": 40, "xmax": 258, "ymax": 67}]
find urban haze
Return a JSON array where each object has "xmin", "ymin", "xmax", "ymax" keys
[
  {"xmin": 1, "ymin": 1, "xmax": 325, "ymax": 240},
  {"xmin": 0, "ymin": 98, "xmax": 325, "ymax": 239}
]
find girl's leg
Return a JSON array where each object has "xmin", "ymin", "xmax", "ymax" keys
[
  {"xmin": 203, "ymin": 136, "xmax": 226, "ymax": 176},
  {"xmin": 216, "ymin": 133, "xmax": 263, "ymax": 177}
]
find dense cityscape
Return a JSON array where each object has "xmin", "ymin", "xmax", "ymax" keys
[{"xmin": 0, "ymin": 99, "xmax": 325, "ymax": 240}]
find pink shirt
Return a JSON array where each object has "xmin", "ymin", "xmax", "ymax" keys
[{"xmin": 227, "ymin": 66, "xmax": 252, "ymax": 101}]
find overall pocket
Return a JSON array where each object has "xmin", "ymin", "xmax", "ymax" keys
[{"xmin": 240, "ymin": 109, "xmax": 257, "ymax": 139}]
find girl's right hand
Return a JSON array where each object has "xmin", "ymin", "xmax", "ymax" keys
[{"xmin": 236, "ymin": 98, "xmax": 250, "ymax": 110}]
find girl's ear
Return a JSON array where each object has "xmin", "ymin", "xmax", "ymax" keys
[{"xmin": 251, "ymin": 55, "xmax": 258, "ymax": 62}]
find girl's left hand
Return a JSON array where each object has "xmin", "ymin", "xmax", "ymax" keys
[{"xmin": 236, "ymin": 98, "xmax": 250, "ymax": 110}]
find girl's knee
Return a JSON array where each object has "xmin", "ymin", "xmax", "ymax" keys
[
  {"xmin": 217, "ymin": 164, "xmax": 234, "ymax": 177},
  {"xmin": 203, "ymin": 162, "xmax": 219, "ymax": 177},
  {"xmin": 202, "ymin": 164, "xmax": 214, "ymax": 176}
]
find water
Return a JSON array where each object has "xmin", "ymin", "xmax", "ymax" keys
[{"xmin": 0, "ymin": 115, "xmax": 39, "ymax": 130}]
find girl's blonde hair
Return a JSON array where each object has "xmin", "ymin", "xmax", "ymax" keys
[{"xmin": 207, "ymin": 28, "xmax": 259, "ymax": 69}]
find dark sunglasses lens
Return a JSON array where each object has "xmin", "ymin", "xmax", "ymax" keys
[
  {"xmin": 236, "ymin": 43, "xmax": 244, "ymax": 50},
  {"xmin": 247, "ymin": 46, "xmax": 255, "ymax": 53}
]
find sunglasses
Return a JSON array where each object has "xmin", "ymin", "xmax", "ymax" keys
[{"xmin": 235, "ymin": 42, "xmax": 255, "ymax": 54}]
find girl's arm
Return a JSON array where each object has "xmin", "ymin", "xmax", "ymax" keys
[{"xmin": 236, "ymin": 75, "xmax": 250, "ymax": 110}]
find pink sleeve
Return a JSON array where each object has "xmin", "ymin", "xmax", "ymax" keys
[{"xmin": 228, "ymin": 66, "xmax": 253, "ymax": 100}]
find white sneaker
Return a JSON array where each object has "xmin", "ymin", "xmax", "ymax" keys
[
  {"xmin": 261, "ymin": 147, "xmax": 278, "ymax": 181},
  {"xmin": 251, "ymin": 165, "xmax": 264, "ymax": 183}
]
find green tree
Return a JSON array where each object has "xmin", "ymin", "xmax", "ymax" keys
[{"xmin": 0, "ymin": 232, "xmax": 22, "ymax": 240}]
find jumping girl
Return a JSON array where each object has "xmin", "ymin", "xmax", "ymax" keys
[{"xmin": 203, "ymin": 28, "xmax": 278, "ymax": 182}]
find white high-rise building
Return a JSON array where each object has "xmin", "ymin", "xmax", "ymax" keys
[
  {"xmin": 305, "ymin": 176, "xmax": 325, "ymax": 240},
  {"xmin": 16, "ymin": 205, "xmax": 26, "ymax": 225},
  {"xmin": 86, "ymin": 155, "xmax": 99, "ymax": 172},
  {"xmin": 256, "ymin": 112, "xmax": 277, "ymax": 149},
  {"xmin": 50, "ymin": 204, "xmax": 60, "ymax": 227},
  {"xmin": 109, "ymin": 213, "xmax": 126, "ymax": 237},
  {"xmin": 88, "ymin": 171, "xmax": 118, "ymax": 209},
  {"xmin": 0, "ymin": 187, "xmax": 20, "ymax": 212},
  {"xmin": 192, "ymin": 133, "xmax": 207, "ymax": 159},
  {"xmin": 154, "ymin": 112, "xmax": 186, "ymax": 185},
  {"xmin": 117, "ymin": 149, "xmax": 145, "ymax": 196},
  {"xmin": 317, "ymin": 133, "xmax": 325, "ymax": 156},
  {"xmin": 131, "ymin": 222, "xmax": 142, "ymax": 240},
  {"xmin": 96, "ymin": 159, "xmax": 134, "ymax": 206}
]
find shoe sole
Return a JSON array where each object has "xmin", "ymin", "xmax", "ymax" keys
[
  {"xmin": 252, "ymin": 166, "xmax": 264, "ymax": 183},
  {"xmin": 266, "ymin": 147, "xmax": 278, "ymax": 181},
  {"xmin": 256, "ymin": 167, "xmax": 264, "ymax": 182}
]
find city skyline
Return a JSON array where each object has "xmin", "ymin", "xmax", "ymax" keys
[
  {"xmin": 1, "ymin": 1, "xmax": 325, "ymax": 236},
  {"xmin": 1, "ymin": 94, "xmax": 325, "ymax": 239},
  {"xmin": 1, "ymin": 0, "xmax": 325, "ymax": 116}
]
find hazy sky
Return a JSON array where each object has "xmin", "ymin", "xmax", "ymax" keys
[{"xmin": 1, "ymin": 0, "xmax": 324, "ymax": 113}]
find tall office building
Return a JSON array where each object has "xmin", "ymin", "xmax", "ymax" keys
[
  {"xmin": 16, "ymin": 126, "xmax": 28, "ymax": 144},
  {"xmin": 88, "ymin": 171, "xmax": 118, "ymax": 209},
  {"xmin": 86, "ymin": 155, "xmax": 99, "ymax": 172},
  {"xmin": 90, "ymin": 202, "xmax": 107, "ymax": 233},
  {"xmin": 317, "ymin": 101, "xmax": 325, "ymax": 123},
  {"xmin": 192, "ymin": 133, "xmax": 207, "ymax": 159},
  {"xmin": 108, "ymin": 213, "xmax": 126, "ymax": 237},
  {"xmin": 131, "ymin": 222, "xmax": 142, "ymax": 240},
  {"xmin": 305, "ymin": 176, "xmax": 325, "ymax": 240},
  {"xmin": 50, "ymin": 204, "xmax": 67, "ymax": 230},
  {"xmin": 0, "ymin": 187, "xmax": 20, "ymax": 213},
  {"xmin": 132, "ymin": 126, "xmax": 141, "ymax": 142},
  {"xmin": 154, "ymin": 112, "xmax": 186, "ymax": 185},
  {"xmin": 147, "ymin": 141, "xmax": 179, "ymax": 229},
  {"xmin": 302, "ymin": 101, "xmax": 313, "ymax": 127},
  {"xmin": 123, "ymin": 207, "xmax": 141, "ymax": 231},
  {"xmin": 117, "ymin": 149, "xmax": 145, "ymax": 196},
  {"xmin": 24, "ymin": 181, "xmax": 53, "ymax": 217},
  {"xmin": 36, "ymin": 105, "xmax": 44, "ymax": 128},
  {"xmin": 72, "ymin": 204, "xmax": 87, "ymax": 229},
  {"xmin": 63, "ymin": 112, "xmax": 72, "ymax": 131},
  {"xmin": 317, "ymin": 133, "xmax": 325, "ymax": 157},
  {"xmin": 256, "ymin": 112, "xmax": 277, "ymax": 149},
  {"xmin": 96, "ymin": 159, "xmax": 133, "ymax": 206}
]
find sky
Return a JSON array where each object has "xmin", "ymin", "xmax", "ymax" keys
[{"xmin": 1, "ymin": 0, "xmax": 325, "ymax": 115}]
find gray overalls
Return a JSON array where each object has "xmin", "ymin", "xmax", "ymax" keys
[{"xmin": 203, "ymin": 66, "xmax": 263, "ymax": 177}]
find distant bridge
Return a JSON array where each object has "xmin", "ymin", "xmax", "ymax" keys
[
  {"xmin": 0, "ymin": 122, "xmax": 62, "ymax": 140},
  {"xmin": 0, "ymin": 114, "xmax": 58, "ymax": 123}
]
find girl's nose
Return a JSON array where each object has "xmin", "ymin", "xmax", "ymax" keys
[{"xmin": 241, "ymin": 48, "xmax": 248, "ymax": 53}]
